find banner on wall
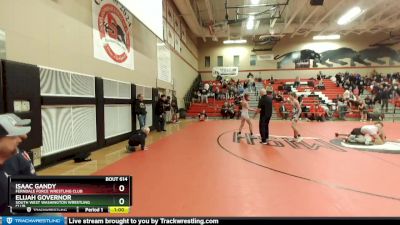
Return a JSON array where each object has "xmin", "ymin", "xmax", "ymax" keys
[
  {"xmin": 181, "ymin": 22, "xmax": 187, "ymax": 44},
  {"xmin": 174, "ymin": 32, "xmax": 181, "ymax": 53},
  {"xmin": 257, "ymin": 54, "xmax": 274, "ymax": 61},
  {"xmin": 166, "ymin": 24, "xmax": 175, "ymax": 47},
  {"xmin": 174, "ymin": 13, "xmax": 181, "ymax": 35},
  {"xmin": 163, "ymin": 19, "xmax": 167, "ymax": 41},
  {"xmin": 212, "ymin": 67, "xmax": 239, "ymax": 77},
  {"xmin": 157, "ymin": 43, "xmax": 172, "ymax": 83},
  {"xmin": 163, "ymin": 0, "xmax": 167, "ymax": 18},
  {"xmin": 166, "ymin": 1, "xmax": 174, "ymax": 25},
  {"xmin": 92, "ymin": 0, "xmax": 134, "ymax": 70}
]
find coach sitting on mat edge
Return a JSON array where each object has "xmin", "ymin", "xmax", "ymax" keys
[{"xmin": 127, "ymin": 127, "xmax": 150, "ymax": 151}]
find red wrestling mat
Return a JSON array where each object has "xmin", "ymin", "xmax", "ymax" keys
[{"xmin": 69, "ymin": 120, "xmax": 400, "ymax": 216}]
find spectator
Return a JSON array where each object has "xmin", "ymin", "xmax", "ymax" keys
[
  {"xmin": 335, "ymin": 73, "xmax": 342, "ymax": 87},
  {"xmin": 358, "ymin": 100, "xmax": 367, "ymax": 122},
  {"xmin": 201, "ymin": 84, "xmax": 209, "ymax": 103},
  {"xmin": 171, "ymin": 98, "xmax": 179, "ymax": 123},
  {"xmin": 294, "ymin": 76, "xmax": 300, "ymax": 88},
  {"xmin": 364, "ymin": 95, "xmax": 374, "ymax": 109},
  {"xmin": 221, "ymin": 102, "xmax": 229, "ymax": 119},
  {"xmin": 266, "ymin": 84, "xmax": 273, "ymax": 94},
  {"xmin": 380, "ymin": 86, "xmax": 390, "ymax": 113},
  {"xmin": 274, "ymin": 91, "xmax": 284, "ymax": 102},
  {"xmin": 155, "ymin": 95, "xmax": 167, "ymax": 132},
  {"xmin": 279, "ymin": 102, "xmax": 289, "ymax": 120},
  {"xmin": 198, "ymin": 110, "xmax": 208, "ymax": 121},
  {"xmin": 229, "ymin": 102, "xmax": 237, "ymax": 119},
  {"xmin": 135, "ymin": 94, "xmax": 147, "ymax": 129},
  {"xmin": 353, "ymin": 85, "xmax": 359, "ymax": 96},
  {"xmin": 126, "ymin": 127, "xmax": 150, "ymax": 151},
  {"xmin": 337, "ymin": 99, "xmax": 347, "ymax": 120},
  {"xmin": 164, "ymin": 96, "xmax": 172, "ymax": 123},
  {"xmin": 317, "ymin": 80, "xmax": 325, "ymax": 90},
  {"xmin": 343, "ymin": 89, "xmax": 350, "ymax": 101},
  {"xmin": 315, "ymin": 104, "xmax": 326, "ymax": 122}
]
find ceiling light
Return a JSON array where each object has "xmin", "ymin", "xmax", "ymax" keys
[
  {"xmin": 313, "ymin": 34, "xmax": 341, "ymax": 40},
  {"xmin": 337, "ymin": 6, "xmax": 362, "ymax": 25},
  {"xmin": 223, "ymin": 39, "xmax": 247, "ymax": 44},
  {"xmin": 251, "ymin": 0, "xmax": 260, "ymax": 4},
  {"xmin": 246, "ymin": 15, "xmax": 255, "ymax": 30}
]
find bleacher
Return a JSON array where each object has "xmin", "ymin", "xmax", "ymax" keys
[
  {"xmin": 186, "ymin": 78, "xmax": 370, "ymax": 120},
  {"xmin": 186, "ymin": 99, "xmax": 236, "ymax": 117}
]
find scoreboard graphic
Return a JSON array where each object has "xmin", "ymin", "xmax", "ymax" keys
[{"xmin": 8, "ymin": 176, "xmax": 132, "ymax": 214}]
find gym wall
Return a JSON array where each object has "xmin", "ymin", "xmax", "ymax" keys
[
  {"xmin": 0, "ymin": 0, "xmax": 200, "ymax": 168},
  {"xmin": 0, "ymin": 0, "xmax": 199, "ymax": 107},
  {"xmin": 199, "ymin": 33, "xmax": 400, "ymax": 80}
]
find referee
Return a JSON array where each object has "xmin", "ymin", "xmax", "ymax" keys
[{"xmin": 254, "ymin": 89, "xmax": 273, "ymax": 145}]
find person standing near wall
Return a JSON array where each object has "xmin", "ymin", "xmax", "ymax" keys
[
  {"xmin": 380, "ymin": 86, "xmax": 390, "ymax": 113},
  {"xmin": 135, "ymin": 94, "xmax": 147, "ymax": 129},
  {"xmin": 164, "ymin": 96, "xmax": 172, "ymax": 123},
  {"xmin": 155, "ymin": 95, "xmax": 167, "ymax": 132}
]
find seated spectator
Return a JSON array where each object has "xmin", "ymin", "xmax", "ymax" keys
[
  {"xmin": 348, "ymin": 93, "xmax": 359, "ymax": 109},
  {"xmin": 358, "ymin": 100, "xmax": 367, "ymax": 122},
  {"xmin": 126, "ymin": 127, "xmax": 150, "ymax": 151},
  {"xmin": 274, "ymin": 91, "xmax": 284, "ymax": 102},
  {"xmin": 201, "ymin": 87, "xmax": 209, "ymax": 103},
  {"xmin": 192, "ymin": 90, "xmax": 200, "ymax": 103},
  {"xmin": 317, "ymin": 80, "xmax": 325, "ymax": 90},
  {"xmin": 220, "ymin": 102, "xmax": 229, "ymax": 119},
  {"xmin": 198, "ymin": 110, "xmax": 208, "ymax": 121},
  {"xmin": 214, "ymin": 86, "xmax": 221, "ymax": 100},
  {"xmin": 279, "ymin": 102, "xmax": 289, "ymax": 120},
  {"xmin": 353, "ymin": 86, "xmax": 359, "ymax": 96},
  {"xmin": 337, "ymin": 99, "xmax": 347, "ymax": 120},
  {"xmin": 266, "ymin": 84, "xmax": 274, "ymax": 94},
  {"xmin": 294, "ymin": 76, "xmax": 301, "ymax": 87},
  {"xmin": 171, "ymin": 100, "xmax": 179, "ymax": 123},
  {"xmin": 343, "ymin": 89, "xmax": 350, "ymax": 101},
  {"xmin": 367, "ymin": 108, "xmax": 384, "ymax": 121},
  {"xmin": 321, "ymin": 104, "xmax": 331, "ymax": 119},
  {"xmin": 228, "ymin": 102, "xmax": 236, "ymax": 119},
  {"xmin": 364, "ymin": 95, "xmax": 373, "ymax": 109}
]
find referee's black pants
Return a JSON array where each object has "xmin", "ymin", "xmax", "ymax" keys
[{"xmin": 259, "ymin": 115, "xmax": 271, "ymax": 143}]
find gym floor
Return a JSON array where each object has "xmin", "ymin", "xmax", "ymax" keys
[{"xmin": 40, "ymin": 119, "xmax": 400, "ymax": 216}]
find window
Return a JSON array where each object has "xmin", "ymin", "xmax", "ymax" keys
[
  {"xmin": 205, "ymin": 56, "xmax": 210, "ymax": 68},
  {"xmin": 250, "ymin": 55, "xmax": 257, "ymax": 66},
  {"xmin": 217, "ymin": 56, "xmax": 223, "ymax": 66},
  {"xmin": 233, "ymin": 55, "xmax": 239, "ymax": 67}
]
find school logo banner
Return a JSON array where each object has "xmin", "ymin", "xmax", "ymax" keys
[
  {"xmin": 212, "ymin": 67, "xmax": 239, "ymax": 77},
  {"xmin": 92, "ymin": 0, "xmax": 134, "ymax": 70}
]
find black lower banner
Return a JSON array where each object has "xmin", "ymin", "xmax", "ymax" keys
[
  {"xmin": 65, "ymin": 217, "xmax": 400, "ymax": 225},
  {"xmin": 2, "ymin": 217, "xmax": 399, "ymax": 225}
]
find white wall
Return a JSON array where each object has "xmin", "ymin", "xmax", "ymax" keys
[
  {"xmin": 0, "ymin": 0, "xmax": 199, "ymax": 107},
  {"xmin": 198, "ymin": 34, "xmax": 400, "ymax": 81}
]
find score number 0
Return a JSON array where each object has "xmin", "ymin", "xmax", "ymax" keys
[{"xmin": 119, "ymin": 184, "xmax": 126, "ymax": 205}]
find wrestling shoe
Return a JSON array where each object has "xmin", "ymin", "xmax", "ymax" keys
[{"xmin": 296, "ymin": 136, "xmax": 303, "ymax": 143}]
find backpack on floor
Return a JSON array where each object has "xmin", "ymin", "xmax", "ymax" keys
[{"xmin": 74, "ymin": 152, "xmax": 92, "ymax": 163}]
